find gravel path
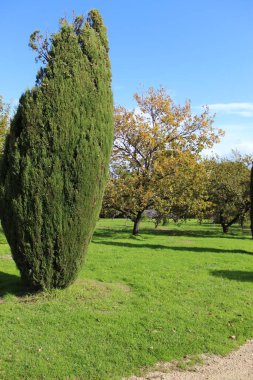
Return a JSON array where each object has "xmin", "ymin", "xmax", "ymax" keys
[{"xmin": 126, "ymin": 339, "xmax": 253, "ymax": 380}]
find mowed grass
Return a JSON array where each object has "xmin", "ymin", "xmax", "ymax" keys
[{"xmin": 0, "ymin": 219, "xmax": 253, "ymax": 379}]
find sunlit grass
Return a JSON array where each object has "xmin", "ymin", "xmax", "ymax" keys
[{"xmin": 0, "ymin": 219, "xmax": 253, "ymax": 379}]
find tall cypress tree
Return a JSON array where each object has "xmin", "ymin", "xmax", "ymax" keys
[{"xmin": 0, "ymin": 10, "xmax": 113, "ymax": 289}]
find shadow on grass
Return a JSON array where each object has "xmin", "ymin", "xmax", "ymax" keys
[
  {"xmin": 93, "ymin": 225, "xmax": 251, "ymax": 241},
  {"xmin": 139, "ymin": 227, "xmax": 251, "ymax": 240},
  {"xmin": 92, "ymin": 240, "xmax": 252, "ymax": 256},
  {"xmin": 211, "ymin": 270, "xmax": 253, "ymax": 282},
  {"xmin": 0, "ymin": 271, "xmax": 32, "ymax": 298}
]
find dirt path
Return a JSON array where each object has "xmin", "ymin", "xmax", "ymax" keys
[{"xmin": 126, "ymin": 339, "xmax": 253, "ymax": 380}]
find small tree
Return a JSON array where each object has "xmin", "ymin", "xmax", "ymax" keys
[
  {"xmin": 0, "ymin": 96, "xmax": 9, "ymax": 154},
  {"xmin": 103, "ymin": 88, "xmax": 223, "ymax": 234},
  {"xmin": 206, "ymin": 155, "xmax": 251, "ymax": 233},
  {"xmin": 0, "ymin": 10, "xmax": 113, "ymax": 289}
]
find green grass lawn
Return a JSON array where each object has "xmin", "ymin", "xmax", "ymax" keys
[{"xmin": 0, "ymin": 219, "xmax": 253, "ymax": 379}]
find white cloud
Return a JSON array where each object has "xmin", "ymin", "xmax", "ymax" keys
[
  {"xmin": 213, "ymin": 140, "xmax": 253, "ymax": 156},
  {"xmin": 203, "ymin": 122, "xmax": 253, "ymax": 157},
  {"xmin": 207, "ymin": 102, "xmax": 253, "ymax": 118}
]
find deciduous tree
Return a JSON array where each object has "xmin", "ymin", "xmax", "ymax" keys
[
  {"xmin": 103, "ymin": 88, "xmax": 223, "ymax": 235},
  {"xmin": 205, "ymin": 155, "xmax": 251, "ymax": 233}
]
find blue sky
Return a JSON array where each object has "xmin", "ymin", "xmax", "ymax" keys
[{"xmin": 1, "ymin": 0, "xmax": 252, "ymax": 155}]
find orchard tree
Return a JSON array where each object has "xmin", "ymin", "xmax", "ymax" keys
[
  {"xmin": 152, "ymin": 157, "xmax": 211, "ymax": 227},
  {"xmin": 103, "ymin": 88, "xmax": 223, "ymax": 235},
  {"xmin": 104, "ymin": 153, "xmax": 211, "ymax": 232},
  {"xmin": 206, "ymin": 155, "xmax": 251, "ymax": 233},
  {"xmin": 250, "ymin": 162, "xmax": 253, "ymax": 238},
  {"xmin": 0, "ymin": 96, "xmax": 9, "ymax": 154},
  {"xmin": 0, "ymin": 10, "xmax": 113, "ymax": 289}
]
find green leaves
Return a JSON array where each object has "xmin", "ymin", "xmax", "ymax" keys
[{"xmin": 205, "ymin": 155, "xmax": 251, "ymax": 232}]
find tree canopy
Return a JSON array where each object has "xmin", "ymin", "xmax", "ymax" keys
[
  {"xmin": 103, "ymin": 88, "xmax": 223, "ymax": 234},
  {"xmin": 204, "ymin": 153, "xmax": 251, "ymax": 233}
]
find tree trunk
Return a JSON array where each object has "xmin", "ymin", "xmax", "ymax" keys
[
  {"xmin": 222, "ymin": 223, "xmax": 229, "ymax": 233},
  {"xmin": 220, "ymin": 212, "xmax": 229, "ymax": 233},
  {"xmin": 162, "ymin": 217, "xmax": 168, "ymax": 226},
  {"xmin": 224, "ymin": 210, "xmax": 249, "ymax": 234},
  {"xmin": 154, "ymin": 220, "xmax": 159, "ymax": 229},
  {"xmin": 132, "ymin": 212, "xmax": 143, "ymax": 235}
]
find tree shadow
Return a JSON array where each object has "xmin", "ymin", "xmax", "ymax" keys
[
  {"xmin": 92, "ymin": 240, "xmax": 252, "ymax": 256},
  {"xmin": 94, "ymin": 224, "xmax": 251, "ymax": 241},
  {"xmin": 0, "ymin": 271, "xmax": 32, "ymax": 298},
  {"xmin": 211, "ymin": 270, "xmax": 253, "ymax": 282},
  {"xmin": 93, "ymin": 229, "xmax": 128, "ymax": 240},
  {"xmin": 140, "ymin": 227, "xmax": 251, "ymax": 240},
  {"xmin": 93, "ymin": 240, "xmax": 169, "ymax": 250}
]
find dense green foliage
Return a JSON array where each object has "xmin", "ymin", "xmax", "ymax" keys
[
  {"xmin": 1, "ymin": 219, "xmax": 253, "ymax": 379},
  {"xmin": 0, "ymin": 10, "xmax": 113, "ymax": 289}
]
